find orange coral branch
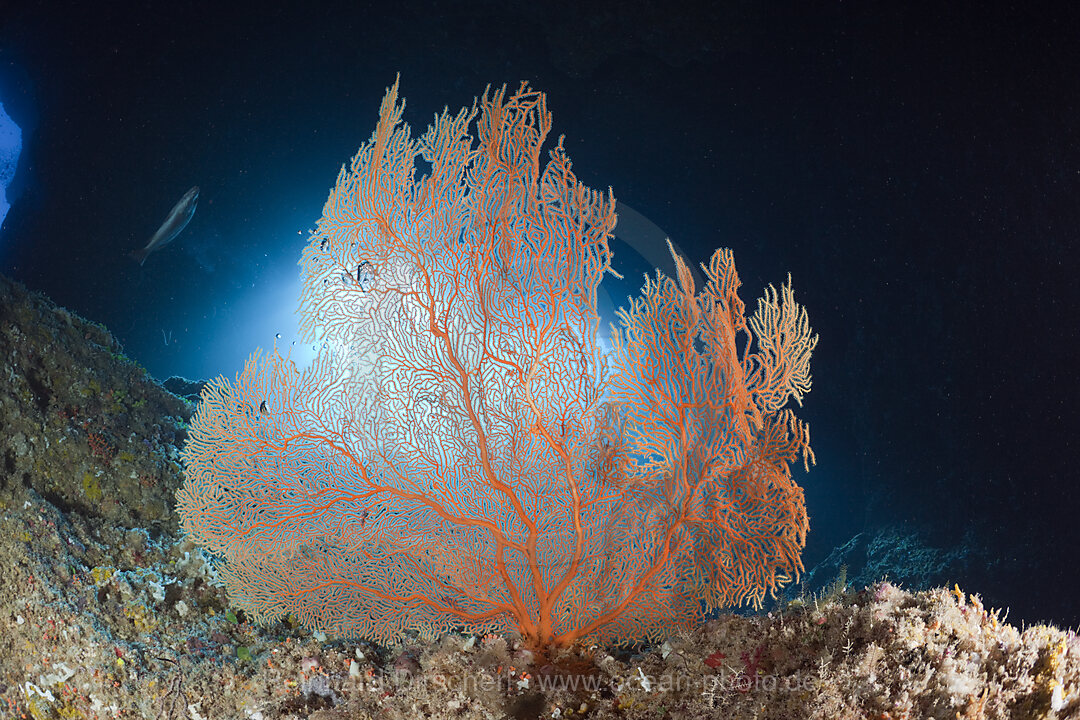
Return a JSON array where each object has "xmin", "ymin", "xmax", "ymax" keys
[{"xmin": 177, "ymin": 79, "xmax": 817, "ymax": 651}]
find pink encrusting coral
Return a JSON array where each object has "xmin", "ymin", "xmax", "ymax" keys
[{"xmin": 176, "ymin": 77, "xmax": 818, "ymax": 651}]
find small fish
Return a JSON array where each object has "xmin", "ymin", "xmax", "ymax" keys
[{"xmin": 131, "ymin": 186, "xmax": 199, "ymax": 265}]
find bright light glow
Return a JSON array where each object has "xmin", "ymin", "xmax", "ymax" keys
[{"xmin": 0, "ymin": 100, "xmax": 22, "ymax": 233}]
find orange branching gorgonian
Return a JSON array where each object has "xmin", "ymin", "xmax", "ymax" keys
[{"xmin": 177, "ymin": 78, "xmax": 818, "ymax": 650}]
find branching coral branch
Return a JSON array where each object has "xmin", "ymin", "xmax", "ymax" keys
[{"xmin": 176, "ymin": 77, "xmax": 817, "ymax": 650}]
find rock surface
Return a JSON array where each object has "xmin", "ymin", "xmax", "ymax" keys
[{"xmin": 0, "ymin": 273, "xmax": 1076, "ymax": 719}]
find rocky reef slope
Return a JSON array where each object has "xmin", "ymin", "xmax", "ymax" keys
[{"xmin": 0, "ymin": 274, "xmax": 1076, "ymax": 720}]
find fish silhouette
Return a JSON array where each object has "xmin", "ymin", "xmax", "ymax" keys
[{"xmin": 132, "ymin": 186, "xmax": 199, "ymax": 265}]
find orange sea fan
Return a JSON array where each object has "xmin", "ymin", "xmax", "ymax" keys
[{"xmin": 176, "ymin": 77, "xmax": 817, "ymax": 650}]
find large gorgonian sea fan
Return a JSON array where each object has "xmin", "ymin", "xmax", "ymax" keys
[{"xmin": 176, "ymin": 77, "xmax": 818, "ymax": 650}]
